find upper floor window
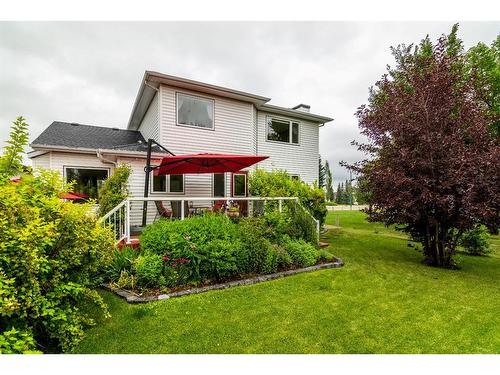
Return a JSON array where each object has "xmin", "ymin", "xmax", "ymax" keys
[
  {"xmin": 267, "ymin": 118, "xmax": 299, "ymax": 144},
  {"xmin": 177, "ymin": 92, "xmax": 214, "ymax": 129}
]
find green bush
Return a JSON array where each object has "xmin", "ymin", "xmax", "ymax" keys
[
  {"xmin": 199, "ymin": 239, "xmax": 239, "ymax": 281},
  {"xmin": 106, "ymin": 246, "xmax": 139, "ymax": 281},
  {"xmin": 133, "ymin": 253, "xmax": 165, "ymax": 287},
  {"xmin": 248, "ymin": 169, "xmax": 327, "ymax": 226},
  {"xmin": 460, "ymin": 225, "xmax": 491, "ymax": 256},
  {"xmin": 97, "ymin": 163, "xmax": 131, "ymax": 216},
  {"xmin": 236, "ymin": 217, "xmax": 275, "ymax": 274},
  {"xmin": 283, "ymin": 238, "xmax": 319, "ymax": 268},
  {"xmin": 318, "ymin": 249, "xmax": 335, "ymax": 262},
  {"xmin": 141, "ymin": 214, "xmax": 240, "ymax": 283},
  {"xmin": 274, "ymin": 245, "xmax": 293, "ymax": 270},
  {"xmin": 0, "ymin": 171, "xmax": 114, "ymax": 353}
]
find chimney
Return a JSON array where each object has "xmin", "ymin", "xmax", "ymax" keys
[{"xmin": 292, "ymin": 104, "xmax": 310, "ymax": 113}]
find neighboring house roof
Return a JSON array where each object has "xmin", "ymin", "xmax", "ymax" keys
[
  {"xmin": 30, "ymin": 121, "xmax": 166, "ymax": 154},
  {"xmin": 127, "ymin": 71, "xmax": 333, "ymax": 131}
]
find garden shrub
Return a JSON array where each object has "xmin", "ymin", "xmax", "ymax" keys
[
  {"xmin": 133, "ymin": 253, "xmax": 165, "ymax": 287},
  {"xmin": 248, "ymin": 169, "xmax": 327, "ymax": 226},
  {"xmin": 97, "ymin": 163, "xmax": 131, "ymax": 216},
  {"xmin": 116, "ymin": 270, "xmax": 137, "ymax": 290},
  {"xmin": 283, "ymin": 237, "xmax": 319, "ymax": 268},
  {"xmin": 460, "ymin": 225, "xmax": 491, "ymax": 256},
  {"xmin": 106, "ymin": 246, "xmax": 139, "ymax": 281},
  {"xmin": 318, "ymin": 249, "xmax": 335, "ymax": 262},
  {"xmin": 0, "ymin": 171, "xmax": 114, "ymax": 353},
  {"xmin": 274, "ymin": 245, "xmax": 293, "ymax": 270},
  {"xmin": 199, "ymin": 239, "xmax": 239, "ymax": 281},
  {"xmin": 141, "ymin": 214, "xmax": 240, "ymax": 283},
  {"xmin": 236, "ymin": 217, "xmax": 276, "ymax": 274}
]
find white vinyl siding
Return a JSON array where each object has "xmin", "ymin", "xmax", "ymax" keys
[
  {"xmin": 31, "ymin": 152, "xmax": 51, "ymax": 169},
  {"xmin": 256, "ymin": 111, "xmax": 319, "ymax": 185},
  {"xmin": 138, "ymin": 92, "xmax": 160, "ymax": 142},
  {"xmin": 160, "ymin": 85, "xmax": 254, "ymax": 155},
  {"xmin": 47, "ymin": 152, "xmax": 115, "ymax": 176},
  {"xmin": 159, "ymin": 85, "xmax": 255, "ymax": 198}
]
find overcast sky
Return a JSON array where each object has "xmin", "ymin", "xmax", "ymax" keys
[{"xmin": 1, "ymin": 22, "xmax": 499, "ymax": 184}]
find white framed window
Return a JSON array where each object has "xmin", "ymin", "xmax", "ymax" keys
[
  {"xmin": 213, "ymin": 173, "xmax": 225, "ymax": 197},
  {"xmin": 64, "ymin": 166, "xmax": 110, "ymax": 201},
  {"xmin": 151, "ymin": 173, "xmax": 184, "ymax": 194},
  {"xmin": 176, "ymin": 92, "xmax": 214, "ymax": 129},
  {"xmin": 152, "ymin": 174, "xmax": 167, "ymax": 193},
  {"xmin": 266, "ymin": 117, "xmax": 299, "ymax": 144},
  {"xmin": 169, "ymin": 174, "xmax": 184, "ymax": 193},
  {"xmin": 232, "ymin": 173, "xmax": 247, "ymax": 197},
  {"xmin": 290, "ymin": 174, "xmax": 300, "ymax": 181}
]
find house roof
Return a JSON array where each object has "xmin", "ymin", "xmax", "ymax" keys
[
  {"xmin": 30, "ymin": 121, "xmax": 166, "ymax": 154},
  {"xmin": 259, "ymin": 104, "xmax": 333, "ymax": 124},
  {"xmin": 127, "ymin": 71, "xmax": 333, "ymax": 130}
]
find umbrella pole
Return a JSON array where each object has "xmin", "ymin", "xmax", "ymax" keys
[{"xmin": 142, "ymin": 139, "xmax": 153, "ymax": 227}]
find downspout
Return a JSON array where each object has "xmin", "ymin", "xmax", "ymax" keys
[{"xmin": 96, "ymin": 150, "xmax": 117, "ymax": 166}]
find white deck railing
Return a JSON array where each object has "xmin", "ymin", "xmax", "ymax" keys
[{"xmin": 100, "ymin": 196, "xmax": 319, "ymax": 245}]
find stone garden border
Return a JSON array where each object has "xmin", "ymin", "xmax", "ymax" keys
[{"xmin": 103, "ymin": 257, "xmax": 344, "ymax": 303}]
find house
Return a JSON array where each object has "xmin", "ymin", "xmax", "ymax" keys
[{"xmin": 29, "ymin": 71, "xmax": 333, "ymax": 225}]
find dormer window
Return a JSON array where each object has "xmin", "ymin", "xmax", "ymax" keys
[
  {"xmin": 267, "ymin": 117, "xmax": 299, "ymax": 144},
  {"xmin": 176, "ymin": 92, "xmax": 214, "ymax": 129}
]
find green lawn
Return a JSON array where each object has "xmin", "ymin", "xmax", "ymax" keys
[{"xmin": 76, "ymin": 211, "xmax": 500, "ymax": 353}]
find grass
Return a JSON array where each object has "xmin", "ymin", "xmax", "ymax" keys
[{"xmin": 76, "ymin": 211, "xmax": 500, "ymax": 353}]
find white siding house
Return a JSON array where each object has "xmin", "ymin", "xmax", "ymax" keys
[{"xmin": 29, "ymin": 71, "xmax": 333, "ymax": 218}]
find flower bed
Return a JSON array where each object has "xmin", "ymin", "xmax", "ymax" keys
[{"xmin": 103, "ymin": 211, "xmax": 338, "ymax": 296}]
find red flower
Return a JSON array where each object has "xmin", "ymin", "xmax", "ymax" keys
[{"xmin": 162, "ymin": 256, "xmax": 170, "ymax": 262}]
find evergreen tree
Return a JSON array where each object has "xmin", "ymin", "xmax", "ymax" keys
[
  {"xmin": 0, "ymin": 116, "xmax": 29, "ymax": 179},
  {"xmin": 318, "ymin": 155, "xmax": 326, "ymax": 189},
  {"xmin": 324, "ymin": 160, "xmax": 335, "ymax": 201},
  {"xmin": 335, "ymin": 182, "xmax": 343, "ymax": 204}
]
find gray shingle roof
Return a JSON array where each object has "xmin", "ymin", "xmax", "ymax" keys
[{"xmin": 31, "ymin": 121, "xmax": 165, "ymax": 153}]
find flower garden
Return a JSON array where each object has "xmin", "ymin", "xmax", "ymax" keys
[{"xmin": 104, "ymin": 208, "xmax": 336, "ymax": 296}]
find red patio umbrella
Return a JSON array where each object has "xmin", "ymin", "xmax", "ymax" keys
[
  {"xmin": 60, "ymin": 191, "xmax": 89, "ymax": 200},
  {"xmin": 153, "ymin": 153, "xmax": 268, "ymax": 176}
]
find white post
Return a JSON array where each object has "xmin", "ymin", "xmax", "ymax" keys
[
  {"xmin": 316, "ymin": 219, "xmax": 320, "ymax": 244},
  {"xmin": 181, "ymin": 199, "xmax": 185, "ymax": 220},
  {"xmin": 279, "ymin": 199, "xmax": 282, "ymax": 212},
  {"xmin": 125, "ymin": 200, "xmax": 130, "ymax": 244}
]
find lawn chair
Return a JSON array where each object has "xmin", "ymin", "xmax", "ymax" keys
[{"xmin": 154, "ymin": 200, "xmax": 173, "ymax": 221}]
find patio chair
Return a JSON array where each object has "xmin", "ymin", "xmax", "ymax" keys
[{"xmin": 154, "ymin": 200, "xmax": 173, "ymax": 221}]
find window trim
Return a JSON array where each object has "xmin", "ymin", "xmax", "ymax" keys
[
  {"xmin": 63, "ymin": 165, "xmax": 111, "ymax": 180},
  {"xmin": 232, "ymin": 172, "xmax": 247, "ymax": 197},
  {"xmin": 266, "ymin": 116, "xmax": 300, "ymax": 145},
  {"xmin": 168, "ymin": 174, "xmax": 185, "ymax": 194},
  {"xmin": 150, "ymin": 171, "xmax": 185, "ymax": 195},
  {"xmin": 212, "ymin": 173, "xmax": 226, "ymax": 198},
  {"xmin": 63, "ymin": 166, "xmax": 111, "ymax": 200},
  {"xmin": 175, "ymin": 91, "xmax": 215, "ymax": 131}
]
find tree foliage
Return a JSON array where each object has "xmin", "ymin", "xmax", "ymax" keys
[
  {"xmin": 97, "ymin": 163, "xmax": 131, "ymax": 216},
  {"xmin": 467, "ymin": 34, "xmax": 500, "ymax": 137},
  {"xmin": 0, "ymin": 118, "xmax": 114, "ymax": 353},
  {"xmin": 324, "ymin": 160, "xmax": 335, "ymax": 202},
  {"xmin": 249, "ymin": 169, "xmax": 327, "ymax": 226},
  {"xmin": 345, "ymin": 27, "xmax": 500, "ymax": 268},
  {"xmin": 318, "ymin": 155, "xmax": 326, "ymax": 189},
  {"xmin": 0, "ymin": 117, "xmax": 29, "ymax": 180}
]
